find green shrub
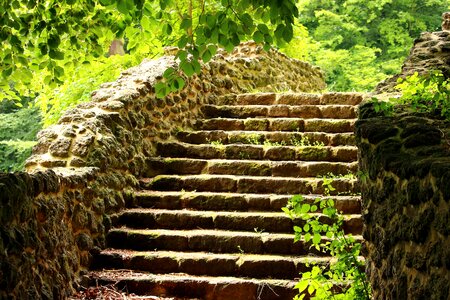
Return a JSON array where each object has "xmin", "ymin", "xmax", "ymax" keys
[
  {"xmin": 396, "ymin": 71, "xmax": 450, "ymax": 119},
  {"xmin": 0, "ymin": 106, "xmax": 42, "ymax": 141},
  {"xmin": 370, "ymin": 71, "xmax": 450, "ymax": 120},
  {"xmin": 0, "ymin": 140, "xmax": 36, "ymax": 172}
]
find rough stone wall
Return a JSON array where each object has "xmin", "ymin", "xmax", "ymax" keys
[
  {"xmin": 0, "ymin": 42, "xmax": 325, "ymax": 299},
  {"xmin": 356, "ymin": 103, "xmax": 450, "ymax": 299},
  {"xmin": 376, "ymin": 30, "xmax": 450, "ymax": 93},
  {"xmin": 0, "ymin": 169, "xmax": 135, "ymax": 299}
]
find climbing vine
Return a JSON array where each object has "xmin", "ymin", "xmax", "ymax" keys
[{"xmin": 283, "ymin": 178, "xmax": 371, "ymax": 299}]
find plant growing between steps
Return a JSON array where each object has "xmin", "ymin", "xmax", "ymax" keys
[
  {"xmin": 283, "ymin": 178, "xmax": 371, "ymax": 299},
  {"xmin": 371, "ymin": 70, "xmax": 450, "ymax": 120}
]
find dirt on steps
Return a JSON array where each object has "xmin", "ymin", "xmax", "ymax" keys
[{"xmin": 70, "ymin": 283, "xmax": 197, "ymax": 300}]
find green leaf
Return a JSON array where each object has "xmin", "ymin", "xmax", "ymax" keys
[
  {"xmin": 307, "ymin": 283, "xmax": 315, "ymax": 295},
  {"xmin": 303, "ymin": 224, "xmax": 310, "ymax": 232},
  {"xmin": 282, "ymin": 25, "xmax": 293, "ymax": 42},
  {"xmin": 207, "ymin": 44, "xmax": 217, "ymax": 56},
  {"xmin": 2, "ymin": 68, "xmax": 12, "ymax": 77},
  {"xmin": 206, "ymin": 14, "xmax": 216, "ymax": 28},
  {"xmin": 176, "ymin": 50, "xmax": 188, "ymax": 61},
  {"xmin": 3, "ymin": 53, "xmax": 12, "ymax": 64},
  {"xmin": 220, "ymin": 19, "xmax": 229, "ymax": 33},
  {"xmin": 117, "ymin": 0, "xmax": 129, "ymax": 14},
  {"xmin": 257, "ymin": 24, "xmax": 269, "ymax": 34},
  {"xmin": 192, "ymin": 60, "xmax": 201, "ymax": 74},
  {"xmin": 49, "ymin": 50, "xmax": 64, "ymax": 60},
  {"xmin": 174, "ymin": 77, "xmax": 185, "ymax": 90},
  {"xmin": 300, "ymin": 204, "xmax": 310, "ymax": 214},
  {"xmin": 295, "ymin": 280, "xmax": 309, "ymax": 293},
  {"xmin": 202, "ymin": 49, "xmax": 212, "ymax": 63},
  {"xmin": 313, "ymin": 233, "xmax": 321, "ymax": 245},
  {"xmin": 180, "ymin": 17, "xmax": 192, "ymax": 31},
  {"xmin": 155, "ymin": 81, "xmax": 168, "ymax": 98},
  {"xmin": 304, "ymin": 233, "xmax": 311, "ymax": 243},
  {"xmin": 163, "ymin": 23, "xmax": 172, "ymax": 35},
  {"xmin": 48, "ymin": 34, "xmax": 61, "ymax": 49},
  {"xmin": 180, "ymin": 61, "xmax": 195, "ymax": 77},
  {"xmin": 54, "ymin": 66, "xmax": 64, "ymax": 77},
  {"xmin": 274, "ymin": 24, "xmax": 284, "ymax": 41},
  {"xmin": 163, "ymin": 67, "xmax": 175, "ymax": 78},
  {"xmin": 241, "ymin": 13, "xmax": 254, "ymax": 29},
  {"xmin": 253, "ymin": 30, "xmax": 264, "ymax": 43},
  {"xmin": 159, "ymin": 0, "xmax": 168, "ymax": 10}
]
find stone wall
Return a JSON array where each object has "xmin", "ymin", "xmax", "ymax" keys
[
  {"xmin": 0, "ymin": 169, "xmax": 135, "ymax": 299},
  {"xmin": 0, "ymin": 42, "xmax": 325, "ymax": 299},
  {"xmin": 356, "ymin": 103, "xmax": 450, "ymax": 299},
  {"xmin": 376, "ymin": 30, "xmax": 450, "ymax": 93}
]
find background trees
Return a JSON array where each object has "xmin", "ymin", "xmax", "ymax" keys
[{"xmin": 285, "ymin": 0, "xmax": 449, "ymax": 91}]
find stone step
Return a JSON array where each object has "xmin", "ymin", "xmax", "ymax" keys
[
  {"xmin": 201, "ymin": 104, "xmax": 357, "ymax": 119},
  {"xmin": 92, "ymin": 249, "xmax": 331, "ymax": 280},
  {"xmin": 155, "ymin": 142, "xmax": 357, "ymax": 162},
  {"xmin": 217, "ymin": 92, "xmax": 364, "ymax": 106},
  {"xmin": 140, "ymin": 175, "xmax": 358, "ymax": 195},
  {"xmin": 133, "ymin": 191, "xmax": 362, "ymax": 214},
  {"xmin": 195, "ymin": 118, "xmax": 355, "ymax": 133},
  {"xmin": 106, "ymin": 228, "xmax": 363, "ymax": 255},
  {"xmin": 113, "ymin": 209, "xmax": 362, "ymax": 234},
  {"xmin": 176, "ymin": 130, "xmax": 355, "ymax": 146},
  {"xmin": 89, "ymin": 270, "xmax": 298, "ymax": 300},
  {"xmin": 145, "ymin": 157, "xmax": 357, "ymax": 177}
]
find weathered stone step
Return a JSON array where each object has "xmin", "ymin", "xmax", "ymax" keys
[
  {"xmin": 146, "ymin": 157, "xmax": 357, "ymax": 177},
  {"xmin": 133, "ymin": 191, "xmax": 362, "ymax": 214},
  {"xmin": 106, "ymin": 228, "xmax": 363, "ymax": 255},
  {"xmin": 93, "ymin": 249, "xmax": 331, "ymax": 280},
  {"xmin": 113, "ymin": 209, "xmax": 362, "ymax": 234},
  {"xmin": 195, "ymin": 118, "xmax": 355, "ymax": 133},
  {"xmin": 89, "ymin": 270, "xmax": 298, "ymax": 300},
  {"xmin": 176, "ymin": 130, "xmax": 355, "ymax": 146},
  {"xmin": 140, "ymin": 175, "xmax": 358, "ymax": 195},
  {"xmin": 217, "ymin": 92, "xmax": 364, "ymax": 106},
  {"xmin": 155, "ymin": 142, "xmax": 357, "ymax": 162},
  {"xmin": 201, "ymin": 104, "xmax": 357, "ymax": 119}
]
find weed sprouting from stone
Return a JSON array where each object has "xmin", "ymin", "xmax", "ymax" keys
[{"xmin": 291, "ymin": 136, "xmax": 325, "ymax": 148}]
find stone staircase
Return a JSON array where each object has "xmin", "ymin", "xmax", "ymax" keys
[{"xmin": 89, "ymin": 92, "xmax": 364, "ymax": 299}]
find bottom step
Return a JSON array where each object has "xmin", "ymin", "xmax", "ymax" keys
[{"xmin": 89, "ymin": 270, "xmax": 298, "ymax": 300}]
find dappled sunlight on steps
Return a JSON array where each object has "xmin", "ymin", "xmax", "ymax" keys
[{"xmin": 89, "ymin": 92, "xmax": 364, "ymax": 299}]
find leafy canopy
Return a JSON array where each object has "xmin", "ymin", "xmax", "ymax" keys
[{"xmin": 1, "ymin": 0, "xmax": 299, "ymax": 101}]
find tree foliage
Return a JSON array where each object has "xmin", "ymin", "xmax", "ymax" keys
[
  {"xmin": 281, "ymin": 0, "xmax": 450, "ymax": 91},
  {"xmin": 1, "ymin": 0, "xmax": 298, "ymax": 102}
]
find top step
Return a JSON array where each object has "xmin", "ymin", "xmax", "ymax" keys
[{"xmin": 217, "ymin": 92, "xmax": 365, "ymax": 106}]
